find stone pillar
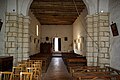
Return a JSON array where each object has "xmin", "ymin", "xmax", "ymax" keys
[
  {"xmin": 5, "ymin": 13, "xmax": 18, "ymax": 65},
  {"xmin": 86, "ymin": 15, "xmax": 95, "ymax": 66},
  {"xmin": 5, "ymin": 13, "xmax": 30, "ymax": 65},
  {"xmin": 23, "ymin": 16, "xmax": 30, "ymax": 60},
  {"xmin": 86, "ymin": 12, "xmax": 110, "ymax": 67},
  {"xmin": 99, "ymin": 13, "xmax": 110, "ymax": 67},
  {"xmin": 17, "ymin": 14, "xmax": 24, "ymax": 62}
]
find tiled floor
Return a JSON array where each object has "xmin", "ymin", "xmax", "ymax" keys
[{"xmin": 42, "ymin": 57, "xmax": 73, "ymax": 80}]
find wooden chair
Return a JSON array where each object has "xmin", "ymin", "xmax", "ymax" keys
[
  {"xmin": 29, "ymin": 60, "xmax": 42, "ymax": 64},
  {"xmin": 12, "ymin": 66, "xmax": 23, "ymax": 80},
  {"xmin": 28, "ymin": 60, "xmax": 35, "ymax": 64},
  {"xmin": 21, "ymin": 60, "xmax": 28, "ymax": 64},
  {"xmin": 18, "ymin": 64, "xmax": 26, "ymax": 71},
  {"xmin": 26, "ymin": 67, "xmax": 41, "ymax": 80},
  {"xmin": 32, "ymin": 63, "xmax": 41, "ymax": 71},
  {"xmin": 25, "ymin": 62, "xmax": 33, "ymax": 67},
  {"xmin": 20, "ymin": 72, "xmax": 33, "ymax": 80},
  {"xmin": 31, "ymin": 63, "xmax": 42, "ymax": 80},
  {"xmin": 34, "ymin": 60, "xmax": 42, "ymax": 63},
  {"xmin": 0, "ymin": 72, "xmax": 13, "ymax": 80}
]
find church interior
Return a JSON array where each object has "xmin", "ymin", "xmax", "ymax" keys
[{"xmin": 0, "ymin": 0, "xmax": 120, "ymax": 80}]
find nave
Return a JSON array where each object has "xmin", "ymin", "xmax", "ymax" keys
[{"xmin": 42, "ymin": 57, "xmax": 73, "ymax": 80}]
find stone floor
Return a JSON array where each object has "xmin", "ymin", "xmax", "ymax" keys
[{"xmin": 42, "ymin": 57, "xmax": 73, "ymax": 80}]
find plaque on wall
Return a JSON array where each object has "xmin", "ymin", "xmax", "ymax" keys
[
  {"xmin": 0, "ymin": 20, "xmax": 3, "ymax": 31},
  {"xmin": 46, "ymin": 37, "xmax": 49, "ymax": 41},
  {"xmin": 64, "ymin": 37, "xmax": 68, "ymax": 41},
  {"xmin": 110, "ymin": 22, "xmax": 119, "ymax": 36}
]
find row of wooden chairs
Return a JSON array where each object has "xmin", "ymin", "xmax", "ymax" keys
[
  {"xmin": 0, "ymin": 59, "xmax": 43, "ymax": 80},
  {"xmin": 0, "ymin": 71, "xmax": 33, "ymax": 80},
  {"xmin": 16, "ymin": 59, "xmax": 43, "ymax": 80}
]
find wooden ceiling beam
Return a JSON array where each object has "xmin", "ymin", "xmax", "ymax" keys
[
  {"xmin": 39, "ymin": 21, "xmax": 73, "ymax": 25},
  {"xmin": 30, "ymin": 0, "xmax": 86, "ymax": 25},
  {"xmin": 31, "ymin": 2, "xmax": 85, "ymax": 7},
  {"xmin": 32, "ymin": 10, "xmax": 79, "ymax": 15},
  {"xmin": 33, "ymin": 0, "xmax": 84, "ymax": 2},
  {"xmin": 30, "ymin": 8, "xmax": 83, "ymax": 13},
  {"xmin": 35, "ymin": 15, "xmax": 77, "ymax": 19},
  {"xmin": 37, "ymin": 18, "xmax": 76, "ymax": 21},
  {"xmin": 33, "ymin": 13, "xmax": 78, "ymax": 16},
  {"xmin": 37, "ymin": 17, "xmax": 76, "ymax": 21},
  {"xmin": 30, "ymin": 5, "xmax": 85, "ymax": 10},
  {"xmin": 30, "ymin": 6, "xmax": 85, "ymax": 10}
]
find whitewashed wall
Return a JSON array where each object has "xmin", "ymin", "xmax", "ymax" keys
[
  {"xmin": 41, "ymin": 25, "xmax": 73, "ymax": 52},
  {"xmin": 83, "ymin": 0, "xmax": 109, "ymax": 15},
  {"xmin": 0, "ymin": 0, "xmax": 7, "ymax": 55},
  {"xmin": 29, "ymin": 11, "xmax": 41, "ymax": 55},
  {"xmin": 109, "ymin": 0, "xmax": 120, "ymax": 70},
  {"xmin": 7, "ymin": 0, "xmax": 33, "ymax": 15},
  {"xmin": 73, "ymin": 8, "xmax": 87, "ymax": 55}
]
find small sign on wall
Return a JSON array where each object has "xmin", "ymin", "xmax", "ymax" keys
[
  {"xmin": 110, "ymin": 22, "xmax": 119, "ymax": 36},
  {"xmin": 64, "ymin": 37, "xmax": 68, "ymax": 41},
  {"xmin": 0, "ymin": 19, "xmax": 3, "ymax": 31},
  {"xmin": 46, "ymin": 37, "xmax": 49, "ymax": 41}
]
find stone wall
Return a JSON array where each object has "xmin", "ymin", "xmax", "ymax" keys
[
  {"xmin": 28, "ymin": 11, "xmax": 41, "ymax": 55},
  {"xmin": 41, "ymin": 25, "xmax": 73, "ymax": 52},
  {"xmin": 73, "ymin": 8, "xmax": 87, "ymax": 55},
  {"xmin": 86, "ymin": 12, "xmax": 110, "ymax": 67},
  {"xmin": 0, "ymin": 0, "xmax": 7, "ymax": 55},
  {"xmin": 5, "ymin": 13, "xmax": 30, "ymax": 65},
  {"xmin": 109, "ymin": 0, "xmax": 120, "ymax": 70}
]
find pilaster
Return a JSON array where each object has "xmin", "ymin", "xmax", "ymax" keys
[
  {"xmin": 86, "ymin": 12, "xmax": 110, "ymax": 67},
  {"xmin": 5, "ymin": 12, "xmax": 30, "ymax": 65}
]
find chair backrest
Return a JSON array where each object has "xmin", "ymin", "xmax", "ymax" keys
[
  {"xmin": 0, "ymin": 72, "xmax": 13, "ymax": 80},
  {"xmin": 20, "ymin": 72, "xmax": 33, "ymax": 80},
  {"xmin": 21, "ymin": 60, "xmax": 28, "ymax": 64},
  {"xmin": 25, "ymin": 62, "xmax": 33, "ymax": 67},
  {"xmin": 18, "ymin": 64, "xmax": 26, "ymax": 71},
  {"xmin": 34, "ymin": 60, "xmax": 42, "ymax": 63},
  {"xmin": 29, "ymin": 60, "xmax": 42, "ymax": 64},
  {"xmin": 26, "ymin": 67, "xmax": 37, "ymax": 75},
  {"xmin": 12, "ymin": 66, "xmax": 22, "ymax": 79}
]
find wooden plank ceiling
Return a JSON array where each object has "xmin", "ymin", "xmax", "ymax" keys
[{"xmin": 30, "ymin": 0, "xmax": 86, "ymax": 25}]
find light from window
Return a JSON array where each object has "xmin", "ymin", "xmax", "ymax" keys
[{"xmin": 36, "ymin": 25, "xmax": 38, "ymax": 36}]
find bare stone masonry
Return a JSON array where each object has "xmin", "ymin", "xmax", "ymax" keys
[
  {"xmin": 5, "ymin": 13, "xmax": 30, "ymax": 65},
  {"xmin": 86, "ymin": 12, "xmax": 110, "ymax": 67}
]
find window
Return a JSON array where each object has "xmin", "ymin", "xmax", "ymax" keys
[{"xmin": 36, "ymin": 25, "xmax": 39, "ymax": 36}]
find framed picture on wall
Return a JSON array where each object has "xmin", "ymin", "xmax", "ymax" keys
[
  {"xmin": 46, "ymin": 37, "xmax": 49, "ymax": 41},
  {"xmin": 0, "ymin": 19, "xmax": 3, "ymax": 31},
  {"xmin": 64, "ymin": 37, "xmax": 68, "ymax": 41},
  {"xmin": 110, "ymin": 22, "xmax": 119, "ymax": 36}
]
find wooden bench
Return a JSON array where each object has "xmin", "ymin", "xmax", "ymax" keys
[
  {"xmin": 29, "ymin": 53, "xmax": 52, "ymax": 72},
  {"xmin": 72, "ymin": 66, "xmax": 120, "ymax": 80}
]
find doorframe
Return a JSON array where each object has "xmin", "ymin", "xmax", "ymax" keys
[{"xmin": 52, "ymin": 37, "xmax": 61, "ymax": 52}]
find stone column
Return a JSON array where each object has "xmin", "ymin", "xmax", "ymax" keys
[
  {"xmin": 22, "ymin": 16, "xmax": 30, "ymax": 60},
  {"xmin": 86, "ymin": 15, "xmax": 95, "ymax": 66},
  {"xmin": 5, "ymin": 13, "xmax": 30, "ymax": 65},
  {"xmin": 5, "ymin": 13, "xmax": 18, "ymax": 65},
  {"xmin": 98, "ymin": 13, "xmax": 110, "ymax": 67},
  {"xmin": 17, "ymin": 14, "xmax": 24, "ymax": 62},
  {"xmin": 86, "ymin": 12, "xmax": 110, "ymax": 67}
]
